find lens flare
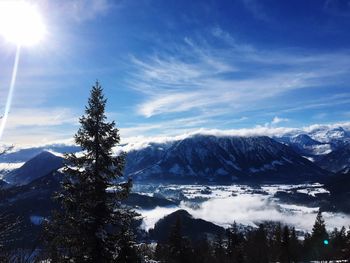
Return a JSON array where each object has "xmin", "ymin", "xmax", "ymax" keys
[
  {"xmin": 0, "ymin": 46, "xmax": 21, "ymax": 140},
  {"xmin": 0, "ymin": 1, "xmax": 46, "ymax": 140},
  {"xmin": 0, "ymin": 1, "xmax": 46, "ymax": 46}
]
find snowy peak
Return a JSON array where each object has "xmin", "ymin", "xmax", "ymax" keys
[
  {"xmin": 309, "ymin": 126, "xmax": 350, "ymax": 144},
  {"xmin": 273, "ymin": 126, "xmax": 350, "ymax": 158},
  {"xmin": 290, "ymin": 134, "xmax": 322, "ymax": 147}
]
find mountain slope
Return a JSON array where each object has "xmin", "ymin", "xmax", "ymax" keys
[
  {"xmin": 125, "ymin": 135, "xmax": 328, "ymax": 182},
  {"xmin": 309, "ymin": 126, "xmax": 350, "ymax": 146},
  {"xmin": 5, "ymin": 151, "xmax": 64, "ymax": 185},
  {"xmin": 316, "ymin": 145, "xmax": 350, "ymax": 173},
  {"xmin": 0, "ymin": 144, "xmax": 80, "ymax": 163},
  {"xmin": 278, "ymin": 134, "xmax": 328, "ymax": 157}
]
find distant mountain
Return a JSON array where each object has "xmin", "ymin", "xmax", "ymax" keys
[
  {"xmin": 309, "ymin": 126, "xmax": 350, "ymax": 146},
  {"xmin": 274, "ymin": 126, "xmax": 350, "ymax": 158},
  {"xmin": 4, "ymin": 151, "xmax": 64, "ymax": 185},
  {"xmin": 316, "ymin": 145, "xmax": 350, "ymax": 173},
  {"xmin": 125, "ymin": 135, "xmax": 328, "ymax": 183},
  {"xmin": 290, "ymin": 134, "xmax": 322, "ymax": 147},
  {"xmin": 275, "ymin": 134, "xmax": 327, "ymax": 157},
  {"xmin": 0, "ymin": 144, "xmax": 80, "ymax": 163},
  {"xmin": 149, "ymin": 209, "xmax": 225, "ymax": 242}
]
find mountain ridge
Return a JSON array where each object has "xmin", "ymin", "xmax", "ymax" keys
[{"xmin": 125, "ymin": 134, "xmax": 329, "ymax": 183}]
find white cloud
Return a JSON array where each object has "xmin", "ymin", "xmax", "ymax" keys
[
  {"xmin": 0, "ymin": 107, "xmax": 78, "ymax": 145},
  {"xmin": 271, "ymin": 116, "xmax": 289, "ymax": 125},
  {"xmin": 4, "ymin": 108, "xmax": 77, "ymax": 128},
  {"xmin": 5, "ymin": 117, "xmax": 350, "ymax": 152},
  {"xmin": 118, "ymin": 121, "xmax": 350, "ymax": 152}
]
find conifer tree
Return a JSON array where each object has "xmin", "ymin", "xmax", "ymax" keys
[
  {"xmin": 213, "ymin": 232, "xmax": 225, "ymax": 263},
  {"xmin": 311, "ymin": 211, "xmax": 328, "ymax": 241},
  {"xmin": 45, "ymin": 82, "xmax": 138, "ymax": 262},
  {"xmin": 227, "ymin": 222, "xmax": 244, "ymax": 263},
  {"xmin": 281, "ymin": 226, "xmax": 290, "ymax": 263},
  {"xmin": 289, "ymin": 227, "xmax": 299, "ymax": 262},
  {"xmin": 271, "ymin": 223, "xmax": 282, "ymax": 261},
  {"xmin": 310, "ymin": 210, "xmax": 329, "ymax": 260},
  {"xmin": 168, "ymin": 216, "xmax": 183, "ymax": 262}
]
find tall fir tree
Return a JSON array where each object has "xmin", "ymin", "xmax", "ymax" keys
[
  {"xmin": 168, "ymin": 216, "xmax": 184, "ymax": 262},
  {"xmin": 310, "ymin": 210, "xmax": 329, "ymax": 260},
  {"xmin": 44, "ymin": 82, "xmax": 139, "ymax": 262},
  {"xmin": 289, "ymin": 227, "xmax": 299, "ymax": 262},
  {"xmin": 226, "ymin": 222, "xmax": 244, "ymax": 263},
  {"xmin": 280, "ymin": 226, "xmax": 290, "ymax": 263}
]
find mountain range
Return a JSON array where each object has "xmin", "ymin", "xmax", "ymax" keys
[
  {"xmin": 0, "ymin": 125, "xmax": 349, "ymax": 186},
  {"xmin": 125, "ymin": 135, "xmax": 328, "ymax": 183}
]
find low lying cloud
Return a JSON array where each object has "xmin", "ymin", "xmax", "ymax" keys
[{"xmin": 138, "ymin": 185, "xmax": 350, "ymax": 232}]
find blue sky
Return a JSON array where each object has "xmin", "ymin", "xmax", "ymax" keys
[{"xmin": 1, "ymin": 0, "xmax": 350, "ymax": 145}]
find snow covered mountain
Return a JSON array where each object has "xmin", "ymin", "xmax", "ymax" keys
[
  {"xmin": 0, "ymin": 144, "xmax": 80, "ymax": 163},
  {"xmin": 274, "ymin": 126, "xmax": 350, "ymax": 160},
  {"xmin": 0, "ymin": 144, "xmax": 80, "ymax": 180},
  {"xmin": 4, "ymin": 151, "xmax": 64, "ymax": 185},
  {"xmin": 125, "ymin": 135, "xmax": 328, "ymax": 182},
  {"xmin": 275, "ymin": 134, "xmax": 328, "ymax": 157},
  {"xmin": 2, "ymin": 125, "xmax": 349, "ymax": 184},
  {"xmin": 308, "ymin": 126, "xmax": 350, "ymax": 145}
]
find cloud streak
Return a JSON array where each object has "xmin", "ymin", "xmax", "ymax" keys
[{"xmin": 129, "ymin": 27, "xmax": 350, "ymax": 121}]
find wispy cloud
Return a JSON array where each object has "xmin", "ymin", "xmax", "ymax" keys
[{"xmin": 129, "ymin": 27, "xmax": 350, "ymax": 121}]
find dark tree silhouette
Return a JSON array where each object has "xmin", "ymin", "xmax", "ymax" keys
[
  {"xmin": 310, "ymin": 210, "xmax": 329, "ymax": 260},
  {"xmin": 44, "ymin": 82, "xmax": 139, "ymax": 262}
]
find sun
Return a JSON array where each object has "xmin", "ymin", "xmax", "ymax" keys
[{"xmin": 0, "ymin": 1, "xmax": 46, "ymax": 46}]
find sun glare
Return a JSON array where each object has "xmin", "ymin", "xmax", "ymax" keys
[{"xmin": 0, "ymin": 1, "xmax": 46, "ymax": 46}]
